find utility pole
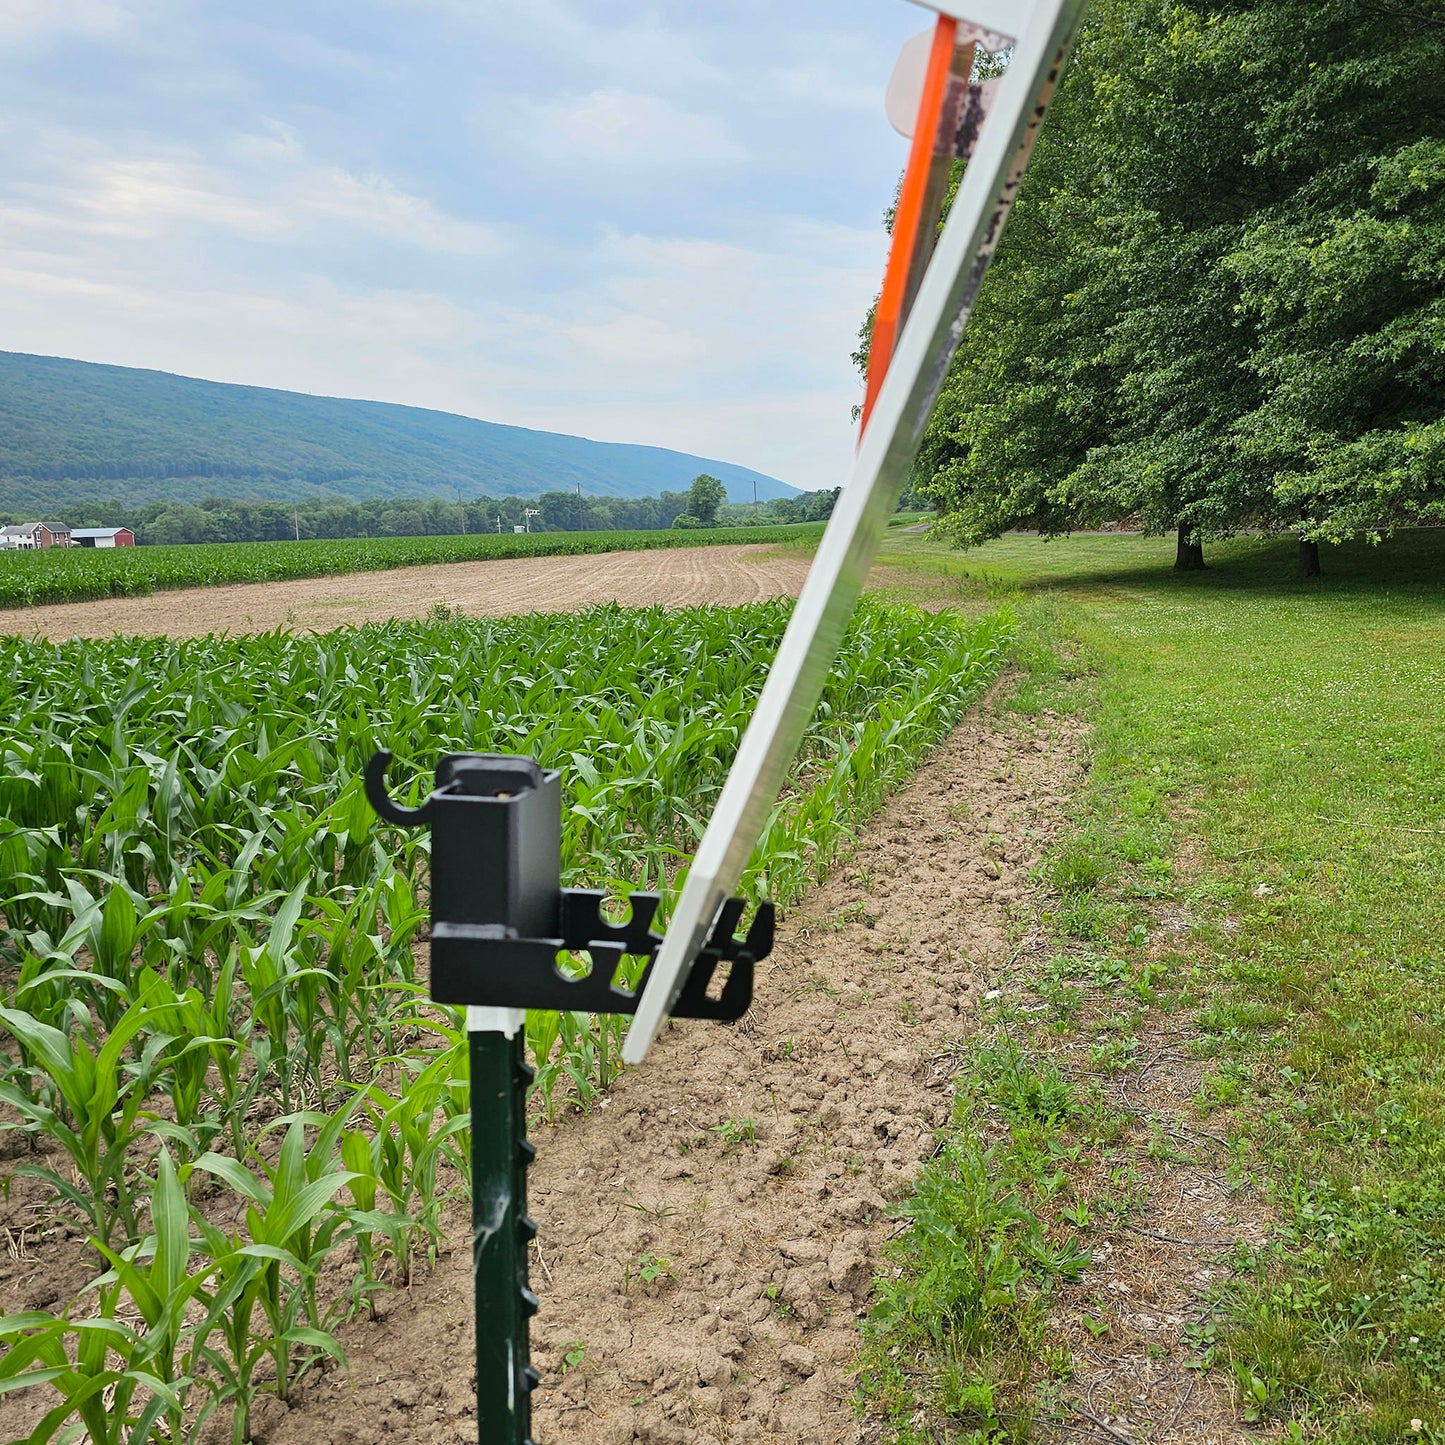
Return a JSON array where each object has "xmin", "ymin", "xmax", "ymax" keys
[
  {"xmin": 496, "ymin": 515, "xmax": 502, "ymax": 534},
  {"xmin": 753, "ymin": 479, "xmax": 758, "ymax": 517},
  {"xmin": 293, "ymin": 507, "xmax": 300, "ymax": 542},
  {"xmin": 459, "ymin": 490, "xmax": 467, "ymax": 535},
  {"xmin": 524, "ymin": 508, "xmax": 541, "ymax": 533},
  {"xmin": 577, "ymin": 482, "xmax": 582, "ymax": 533}
]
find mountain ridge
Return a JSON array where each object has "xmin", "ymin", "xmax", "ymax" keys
[{"xmin": 0, "ymin": 351, "xmax": 798, "ymax": 511}]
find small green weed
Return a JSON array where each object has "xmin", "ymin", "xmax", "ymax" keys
[
  {"xmin": 1048, "ymin": 842, "xmax": 1111, "ymax": 895},
  {"xmin": 711, "ymin": 1118, "xmax": 757, "ymax": 1154},
  {"xmin": 622, "ymin": 1252, "xmax": 673, "ymax": 1294}
]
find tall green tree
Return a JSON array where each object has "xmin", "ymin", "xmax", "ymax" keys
[
  {"xmin": 897, "ymin": 0, "xmax": 1445, "ymax": 571},
  {"xmin": 675, "ymin": 473, "xmax": 727, "ymax": 529}
]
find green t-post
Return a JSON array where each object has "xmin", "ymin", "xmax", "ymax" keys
[
  {"xmin": 469, "ymin": 1023, "xmax": 538, "ymax": 1443},
  {"xmin": 365, "ymin": 747, "xmax": 768, "ymax": 1444},
  {"xmin": 364, "ymin": 751, "xmax": 558, "ymax": 1443}
]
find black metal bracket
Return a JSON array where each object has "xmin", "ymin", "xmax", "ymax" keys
[{"xmin": 365, "ymin": 750, "xmax": 772, "ymax": 1020}]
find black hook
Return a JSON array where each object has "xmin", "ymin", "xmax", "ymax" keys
[{"xmin": 365, "ymin": 750, "xmax": 431, "ymax": 826}]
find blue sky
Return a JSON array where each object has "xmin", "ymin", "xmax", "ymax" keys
[{"xmin": 0, "ymin": 1, "xmax": 931, "ymax": 490}]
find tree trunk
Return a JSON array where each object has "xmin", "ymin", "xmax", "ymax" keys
[
  {"xmin": 1174, "ymin": 525, "xmax": 1206, "ymax": 570},
  {"xmin": 1298, "ymin": 538, "xmax": 1321, "ymax": 577}
]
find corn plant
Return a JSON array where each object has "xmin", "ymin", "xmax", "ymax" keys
[
  {"xmin": 136, "ymin": 967, "xmax": 244, "ymax": 1162},
  {"xmin": 80, "ymin": 1146, "xmax": 225, "ymax": 1442},
  {"xmin": 337, "ymin": 1125, "xmax": 412, "ymax": 1316},
  {"xmin": 0, "ymin": 982, "xmax": 173, "ymax": 1247},
  {"xmin": 189, "ymin": 1230, "xmax": 346, "ymax": 1445},
  {"xmin": 0, "ymin": 1309, "xmax": 176, "ymax": 1445},
  {"xmin": 0, "ymin": 1155, "xmax": 215, "ymax": 1443},
  {"xmin": 191, "ymin": 1113, "xmax": 359, "ymax": 1409},
  {"xmin": 355, "ymin": 1046, "xmax": 470, "ymax": 1282}
]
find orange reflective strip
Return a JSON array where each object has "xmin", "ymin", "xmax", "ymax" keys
[{"xmin": 860, "ymin": 14, "xmax": 958, "ymax": 438}]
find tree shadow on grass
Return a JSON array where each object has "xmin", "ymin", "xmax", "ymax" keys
[{"xmin": 957, "ymin": 529, "xmax": 1445, "ymax": 605}]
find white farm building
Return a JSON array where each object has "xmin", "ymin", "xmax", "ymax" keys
[{"xmin": 69, "ymin": 527, "xmax": 136, "ymax": 548}]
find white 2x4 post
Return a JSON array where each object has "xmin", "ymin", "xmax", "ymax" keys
[{"xmin": 625, "ymin": 0, "xmax": 1091, "ymax": 1064}]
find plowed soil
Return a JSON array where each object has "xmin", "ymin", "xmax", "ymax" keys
[{"xmin": 6, "ymin": 545, "xmax": 814, "ymax": 641}]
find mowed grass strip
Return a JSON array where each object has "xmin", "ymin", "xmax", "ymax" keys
[
  {"xmin": 0, "ymin": 522, "xmax": 826, "ymax": 609},
  {"xmin": 863, "ymin": 529, "xmax": 1445, "ymax": 1442}
]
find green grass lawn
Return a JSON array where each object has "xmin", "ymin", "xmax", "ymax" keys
[{"xmin": 869, "ymin": 528, "xmax": 1445, "ymax": 1442}]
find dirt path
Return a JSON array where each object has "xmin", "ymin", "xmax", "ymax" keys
[
  {"xmin": 4, "ymin": 545, "xmax": 814, "ymax": 641},
  {"xmin": 262, "ymin": 699, "xmax": 1085, "ymax": 1445}
]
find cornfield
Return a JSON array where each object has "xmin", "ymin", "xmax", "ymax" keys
[
  {"xmin": 0, "ymin": 597, "xmax": 1009, "ymax": 1441},
  {"xmin": 0, "ymin": 524, "xmax": 824, "ymax": 609}
]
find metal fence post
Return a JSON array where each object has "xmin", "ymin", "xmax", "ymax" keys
[
  {"xmin": 468, "ymin": 1023, "xmax": 538, "ymax": 1443},
  {"xmin": 365, "ymin": 748, "xmax": 770, "ymax": 1445}
]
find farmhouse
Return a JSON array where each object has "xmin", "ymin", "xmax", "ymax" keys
[
  {"xmin": 0, "ymin": 522, "xmax": 69, "ymax": 549},
  {"xmin": 69, "ymin": 527, "xmax": 136, "ymax": 548}
]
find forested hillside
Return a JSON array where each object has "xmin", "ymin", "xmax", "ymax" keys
[
  {"xmin": 879, "ymin": 0, "xmax": 1444, "ymax": 571},
  {"xmin": 0, "ymin": 352, "xmax": 794, "ymax": 510}
]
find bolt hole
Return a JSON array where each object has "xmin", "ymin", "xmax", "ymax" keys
[
  {"xmin": 555, "ymin": 949, "xmax": 593, "ymax": 981},
  {"xmin": 601, "ymin": 896, "xmax": 634, "ymax": 927}
]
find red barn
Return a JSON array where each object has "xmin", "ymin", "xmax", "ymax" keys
[{"xmin": 70, "ymin": 527, "xmax": 136, "ymax": 548}]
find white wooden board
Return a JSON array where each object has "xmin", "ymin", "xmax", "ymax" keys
[{"xmin": 623, "ymin": 0, "xmax": 1089, "ymax": 1064}]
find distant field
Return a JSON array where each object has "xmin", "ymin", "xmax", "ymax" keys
[{"xmin": 0, "ymin": 524, "xmax": 825, "ymax": 608}]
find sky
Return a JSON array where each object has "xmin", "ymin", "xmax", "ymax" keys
[{"xmin": 0, "ymin": 1, "xmax": 933, "ymax": 491}]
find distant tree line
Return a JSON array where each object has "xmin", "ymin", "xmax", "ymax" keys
[{"xmin": 0, "ymin": 480, "xmax": 846, "ymax": 546}]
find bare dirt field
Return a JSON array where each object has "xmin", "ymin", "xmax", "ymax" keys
[{"xmin": 5, "ymin": 544, "xmax": 815, "ymax": 642}]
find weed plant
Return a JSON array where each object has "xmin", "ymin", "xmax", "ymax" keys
[{"xmin": 857, "ymin": 1040, "xmax": 1093, "ymax": 1442}]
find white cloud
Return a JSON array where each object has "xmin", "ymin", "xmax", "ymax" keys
[
  {"xmin": 2, "ymin": 129, "xmax": 503, "ymax": 255},
  {"xmin": 529, "ymin": 89, "xmax": 746, "ymax": 167},
  {"xmin": 461, "ymin": 219, "xmax": 882, "ymax": 482},
  {"xmin": 73, "ymin": 158, "xmax": 291, "ymax": 240},
  {"xmin": 419, "ymin": 0, "xmax": 730, "ymax": 94},
  {"xmin": 768, "ymin": 59, "xmax": 881, "ymax": 113},
  {"xmin": 0, "ymin": 258, "xmax": 151, "ymax": 307},
  {"xmin": 301, "ymin": 168, "xmax": 502, "ymax": 253}
]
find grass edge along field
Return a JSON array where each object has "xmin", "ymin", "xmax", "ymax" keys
[
  {"xmin": 0, "ymin": 593, "xmax": 1009, "ymax": 1444},
  {"xmin": 0, "ymin": 523, "xmax": 828, "ymax": 610},
  {"xmin": 859, "ymin": 528, "xmax": 1445, "ymax": 1444}
]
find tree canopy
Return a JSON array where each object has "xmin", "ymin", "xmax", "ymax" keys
[
  {"xmin": 887, "ymin": 0, "xmax": 1444, "ymax": 567},
  {"xmin": 674, "ymin": 473, "xmax": 728, "ymax": 528}
]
